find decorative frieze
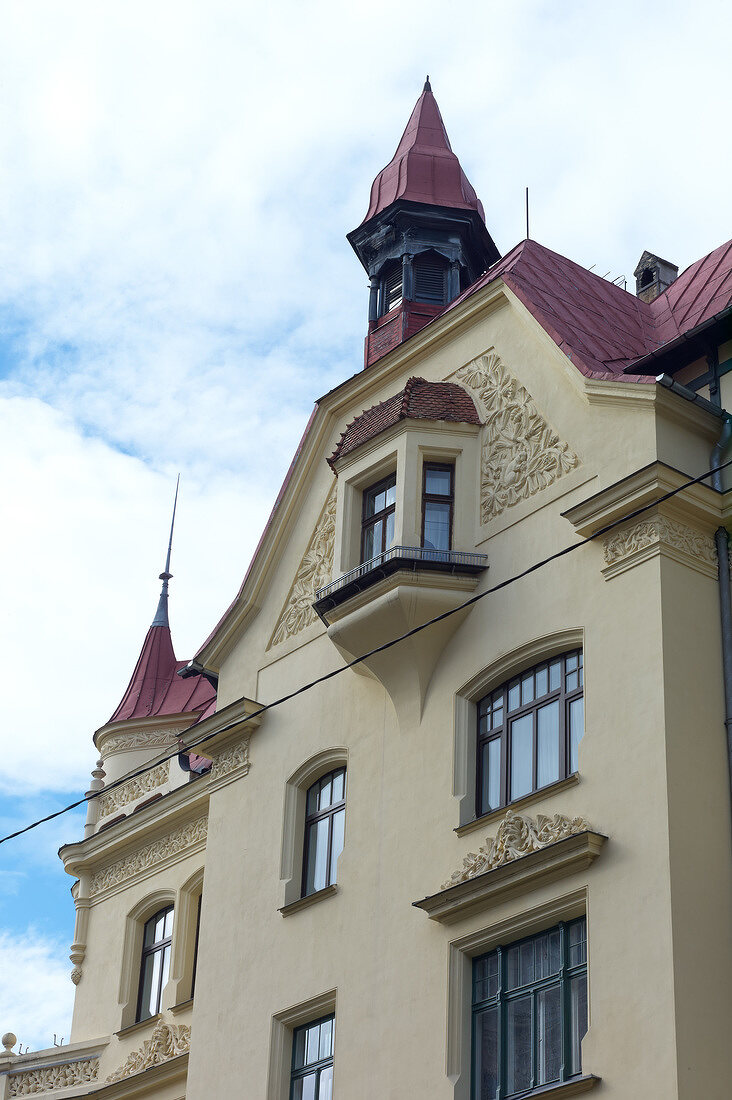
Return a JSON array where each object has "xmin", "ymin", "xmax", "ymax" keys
[
  {"xmin": 269, "ymin": 485, "xmax": 337, "ymax": 647},
  {"xmin": 442, "ymin": 809, "xmax": 592, "ymax": 890},
  {"xmin": 455, "ymin": 353, "xmax": 579, "ymax": 522},
  {"xmin": 89, "ymin": 816, "xmax": 208, "ymax": 897},
  {"xmin": 7, "ymin": 1058, "xmax": 99, "ymax": 1095},
  {"xmin": 98, "ymin": 728, "xmax": 184, "ymax": 756},
  {"xmin": 96, "ymin": 762, "xmax": 169, "ymax": 818},
  {"xmin": 106, "ymin": 1022, "xmax": 190, "ymax": 1083},
  {"xmin": 602, "ymin": 516, "xmax": 717, "ymax": 579},
  {"xmin": 210, "ymin": 738, "xmax": 250, "ymax": 781}
]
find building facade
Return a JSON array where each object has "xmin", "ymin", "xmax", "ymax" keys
[{"xmin": 3, "ymin": 82, "xmax": 732, "ymax": 1100}]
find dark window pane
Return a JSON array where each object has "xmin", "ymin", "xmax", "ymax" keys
[
  {"xmin": 423, "ymin": 501, "xmax": 451, "ymax": 550},
  {"xmin": 569, "ymin": 697, "xmax": 584, "ymax": 774},
  {"xmin": 536, "ymin": 985, "xmax": 562, "ymax": 1085},
  {"xmin": 521, "ymin": 673, "xmax": 534, "ymax": 705},
  {"xmin": 331, "ymin": 769, "xmax": 344, "ymax": 804},
  {"xmin": 480, "ymin": 738, "xmax": 501, "ymax": 814},
  {"xmin": 569, "ymin": 919, "xmax": 587, "ymax": 967},
  {"xmin": 549, "ymin": 660, "xmax": 561, "ymax": 690},
  {"xmin": 506, "ymin": 995, "xmax": 533, "ymax": 1095},
  {"xmin": 305, "ymin": 818, "xmax": 329, "ymax": 894},
  {"xmin": 506, "ymin": 945, "xmax": 520, "ymax": 991},
  {"xmin": 508, "ymin": 680, "xmax": 520, "ymax": 711},
  {"xmin": 362, "ymin": 524, "xmax": 375, "ymax": 561},
  {"xmin": 305, "ymin": 1022, "xmax": 320, "ymax": 1066},
  {"xmin": 306, "ymin": 784, "xmax": 318, "ymax": 815},
  {"xmin": 537, "ymin": 700, "xmax": 560, "ymax": 788},
  {"xmin": 570, "ymin": 974, "xmax": 588, "ymax": 1075},
  {"xmin": 510, "ymin": 715, "xmax": 533, "ymax": 801},
  {"xmin": 384, "ymin": 511, "xmax": 395, "ymax": 550},
  {"xmin": 293, "ymin": 1072, "xmax": 317, "ymax": 1100},
  {"xmin": 330, "ymin": 808, "xmax": 345, "ymax": 883},
  {"xmin": 385, "ymin": 481, "xmax": 396, "ymax": 507},
  {"xmin": 475, "ymin": 1006, "xmax": 499, "ymax": 1100},
  {"xmin": 319, "ymin": 1018, "xmax": 333, "ymax": 1060},
  {"xmin": 473, "ymin": 951, "xmax": 499, "ymax": 1003},
  {"xmin": 535, "ymin": 665, "xmax": 548, "ymax": 698},
  {"xmin": 425, "ymin": 467, "xmax": 452, "ymax": 495},
  {"xmin": 520, "ymin": 940, "xmax": 535, "ymax": 987},
  {"xmin": 138, "ymin": 955, "xmax": 156, "ymax": 1021},
  {"xmin": 319, "ymin": 775, "xmax": 332, "ymax": 810}
]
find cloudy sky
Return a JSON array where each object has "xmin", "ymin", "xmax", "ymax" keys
[{"xmin": 2, "ymin": 0, "xmax": 730, "ymax": 1052}]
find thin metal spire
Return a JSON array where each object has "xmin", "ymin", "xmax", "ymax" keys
[
  {"xmin": 152, "ymin": 475, "xmax": 180, "ymax": 628},
  {"xmin": 423, "ymin": 75, "xmax": 432, "ymax": 92}
]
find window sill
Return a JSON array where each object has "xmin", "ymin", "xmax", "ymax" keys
[
  {"xmin": 115, "ymin": 1013, "xmax": 161, "ymax": 1039},
  {"xmin": 168, "ymin": 998, "xmax": 193, "ymax": 1015},
  {"xmin": 279, "ymin": 883, "xmax": 338, "ymax": 917},
  {"xmin": 456, "ymin": 774, "xmax": 581, "ymax": 837},
  {"xmin": 512, "ymin": 1075, "xmax": 601, "ymax": 1098},
  {"xmin": 413, "ymin": 831, "xmax": 606, "ymax": 925}
]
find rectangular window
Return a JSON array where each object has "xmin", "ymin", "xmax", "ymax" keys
[
  {"xmin": 137, "ymin": 906, "xmax": 173, "ymax": 1022},
  {"xmin": 361, "ymin": 474, "xmax": 396, "ymax": 563},
  {"xmin": 472, "ymin": 919, "xmax": 587, "ymax": 1099},
  {"xmin": 476, "ymin": 651, "xmax": 584, "ymax": 817},
  {"xmin": 291, "ymin": 1015, "xmax": 334, "ymax": 1099},
  {"xmin": 422, "ymin": 463, "xmax": 453, "ymax": 554}
]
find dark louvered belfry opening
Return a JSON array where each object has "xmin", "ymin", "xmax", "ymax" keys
[
  {"xmin": 381, "ymin": 262, "xmax": 403, "ymax": 314},
  {"xmin": 414, "ymin": 253, "xmax": 448, "ymax": 304}
]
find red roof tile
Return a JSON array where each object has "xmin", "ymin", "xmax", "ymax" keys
[
  {"xmin": 361, "ymin": 83, "xmax": 484, "ymax": 225},
  {"xmin": 109, "ymin": 623, "xmax": 216, "ymax": 725},
  {"xmin": 329, "ymin": 377, "xmax": 481, "ymax": 465}
]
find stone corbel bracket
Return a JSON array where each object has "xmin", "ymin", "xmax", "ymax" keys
[
  {"xmin": 563, "ymin": 461, "xmax": 721, "ymax": 582},
  {"xmin": 414, "ymin": 810, "xmax": 606, "ymax": 925}
]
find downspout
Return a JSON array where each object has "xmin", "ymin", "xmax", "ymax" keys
[{"xmin": 657, "ymin": 373, "xmax": 732, "ymax": 807}]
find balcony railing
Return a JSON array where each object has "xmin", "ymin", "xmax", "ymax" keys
[{"xmin": 313, "ymin": 545, "xmax": 488, "ymax": 615}]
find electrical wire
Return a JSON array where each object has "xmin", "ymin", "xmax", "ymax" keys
[{"xmin": 3, "ymin": 455, "xmax": 732, "ymax": 849}]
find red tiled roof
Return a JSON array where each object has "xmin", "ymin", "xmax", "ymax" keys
[
  {"xmin": 361, "ymin": 83, "xmax": 485, "ymax": 225},
  {"xmin": 329, "ymin": 377, "xmax": 481, "ymax": 465},
  {"xmin": 109, "ymin": 623, "xmax": 216, "ymax": 724},
  {"xmin": 445, "ymin": 237, "xmax": 732, "ymax": 382}
]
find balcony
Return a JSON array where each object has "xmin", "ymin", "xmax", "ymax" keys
[
  {"xmin": 313, "ymin": 545, "xmax": 487, "ymax": 617},
  {"xmin": 314, "ymin": 546, "xmax": 488, "ymax": 727}
]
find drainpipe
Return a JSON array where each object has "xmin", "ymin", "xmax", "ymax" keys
[{"xmin": 657, "ymin": 373, "xmax": 732, "ymax": 807}]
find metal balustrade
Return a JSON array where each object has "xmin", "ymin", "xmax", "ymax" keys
[{"xmin": 314, "ymin": 545, "xmax": 488, "ymax": 606}]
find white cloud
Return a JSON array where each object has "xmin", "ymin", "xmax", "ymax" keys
[{"xmin": 0, "ymin": 929, "xmax": 73, "ymax": 1053}]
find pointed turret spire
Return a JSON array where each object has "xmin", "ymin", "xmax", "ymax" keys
[
  {"xmin": 151, "ymin": 475, "xmax": 179, "ymax": 628},
  {"xmin": 423, "ymin": 75, "xmax": 431, "ymax": 92}
]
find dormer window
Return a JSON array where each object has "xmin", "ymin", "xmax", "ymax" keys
[
  {"xmin": 361, "ymin": 474, "xmax": 396, "ymax": 562},
  {"xmin": 413, "ymin": 251, "xmax": 449, "ymax": 305},
  {"xmin": 422, "ymin": 463, "xmax": 454, "ymax": 551},
  {"xmin": 380, "ymin": 262, "xmax": 402, "ymax": 315}
]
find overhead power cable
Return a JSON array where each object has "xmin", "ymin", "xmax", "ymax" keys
[{"xmin": 2, "ymin": 455, "xmax": 732, "ymax": 849}]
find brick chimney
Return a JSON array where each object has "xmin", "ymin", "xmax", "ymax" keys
[{"xmin": 634, "ymin": 251, "xmax": 678, "ymax": 303}]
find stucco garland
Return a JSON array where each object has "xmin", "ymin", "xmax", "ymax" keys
[
  {"xmin": 98, "ymin": 728, "xmax": 184, "ymax": 756},
  {"xmin": 441, "ymin": 809, "xmax": 592, "ymax": 889},
  {"xmin": 97, "ymin": 762, "xmax": 169, "ymax": 818},
  {"xmin": 603, "ymin": 516, "xmax": 717, "ymax": 570},
  {"xmin": 89, "ymin": 816, "xmax": 208, "ymax": 897},
  {"xmin": 269, "ymin": 485, "xmax": 337, "ymax": 647},
  {"xmin": 8, "ymin": 1058, "xmax": 99, "ymax": 1095},
  {"xmin": 455, "ymin": 353, "xmax": 579, "ymax": 522},
  {"xmin": 210, "ymin": 738, "xmax": 250, "ymax": 780},
  {"xmin": 105, "ymin": 1022, "xmax": 190, "ymax": 1083}
]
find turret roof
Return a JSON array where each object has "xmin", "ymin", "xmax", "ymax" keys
[{"xmin": 361, "ymin": 79, "xmax": 485, "ymax": 225}]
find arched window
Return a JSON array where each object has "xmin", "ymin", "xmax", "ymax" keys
[
  {"xmin": 477, "ymin": 651, "xmax": 584, "ymax": 816},
  {"xmin": 302, "ymin": 768, "xmax": 346, "ymax": 897},
  {"xmin": 137, "ymin": 906, "xmax": 173, "ymax": 1021}
]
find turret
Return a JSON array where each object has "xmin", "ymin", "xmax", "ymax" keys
[{"xmin": 347, "ymin": 78, "xmax": 500, "ymax": 367}]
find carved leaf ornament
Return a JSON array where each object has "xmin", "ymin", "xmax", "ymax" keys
[
  {"xmin": 269, "ymin": 485, "xmax": 337, "ymax": 647},
  {"xmin": 106, "ymin": 1022, "xmax": 190, "ymax": 1083},
  {"xmin": 603, "ymin": 516, "xmax": 717, "ymax": 570},
  {"xmin": 455, "ymin": 354, "xmax": 579, "ymax": 522},
  {"xmin": 442, "ymin": 809, "xmax": 592, "ymax": 890},
  {"xmin": 8, "ymin": 1059, "xmax": 99, "ymax": 1095}
]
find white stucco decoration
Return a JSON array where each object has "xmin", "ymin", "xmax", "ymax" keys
[
  {"xmin": 441, "ymin": 809, "xmax": 592, "ymax": 890},
  {"xmin": 105, "ymin": 1022, "xmax": 190, "ymax": 1083},
  {"xmin": 89, "ymin": 816, "xmax": 208, "ymax": 897},
  {"xmin": 603, "ymin": 516, "xmax": 717, "ymax": 570},
  {"xmin": 96, "ymin": 762, "xmax": 169, "ymax": 818},
  {"xmin": 269, "ymin": 484, "xmax": 337, "ymax": 647},
  {"xmin": 8, "ymin": 1059, "xmax": 99, "ymax": 1095},
  {"xmin": 455, "ymin": 353, "xmax": 579, "ymax": 522}
]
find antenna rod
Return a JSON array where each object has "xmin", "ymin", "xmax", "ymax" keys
[
  {"xmin": 525, "ymin": 186, "xmax": 530, "ymax": 239},
  {"xmin": 162, "ymin": 474, "xmax": 180, "ymax": 580}
]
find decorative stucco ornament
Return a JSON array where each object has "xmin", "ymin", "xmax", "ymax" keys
[
  {"xmin": 454, "ymin": 353, "xmax": 579, "ymax": 522},
  {"xmin": 89, "ymin": 816, "xmax": 208, "ymax": 896},
  {"xmin": 603, "ymin": 516, "xmax": 717, "ymax": 570},
  {"xmin": 70, "ymin": 966, "xmax": 83, "ymax": 985},
  {"xmin": 97, "ymin": 762, "xmax": 169, "ymax": 818},
  {"xmin": 210, "ymin": 738, "xmax": 250, "ymax": 780},
  {"xmin": 269, "ymin": 485, "xmax": 337, "ymax": 647},
  {"xmin": 441, "ymin": 809, "xmax": 592, "ymax": 890},
  {"xmin": 105, "ymin": 1022, "xmax": 190, "ymax": 1083},
  {"xmin": 98, "ymin": 727, "xmax": 184, "ymax": 756},
  {"xmin": 8, "ymin": 1059, "xmax": 99, "ymax": 1095}
]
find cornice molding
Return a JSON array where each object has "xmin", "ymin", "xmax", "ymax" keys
[
  {"xmin": 602, "ymin": 515, "xmax": 718, "ymax": 580},
  {"xmin": 88, "ymin": 817, "xmax": 207, "ymax": 899}
]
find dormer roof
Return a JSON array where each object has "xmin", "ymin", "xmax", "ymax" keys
[
  {"xmin": 360, "ymin": 80, "xmax": 485, "ymax": 225},
  {"xmin": 329, "ymin": 377, "xmax": 481, "ymax": 466}
]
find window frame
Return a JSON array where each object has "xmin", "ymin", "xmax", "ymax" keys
[
  {"xmin": 361, "ymin": 473, "xmax": 396, "ymax": 564},
  {"xmin": 413, "ymin": 250, "xmax": 449, "ymax": 305},
  {"xmin": 136, "ymin": 905, "xmax": 174, "ymax": 1023},
  {"xmin": 471, "ymin": 918, "xmax": 588, "ymax": 1099},
  {"xmin": 379, "ymin": 261, "xmax": 403, "ymax": 316},
  {"xmin": 476, "ymin": 651, "xmax": 584, "ymax": 818},
  {"xmin": 301, "ymin": 767, "xmax": 347, "ymax": 899},
  {"xmin": 290, "ymin": 1014, "xmax": 335, "ymax": 1100},
  {"xmin": 421, "ymin": 461, "xmax": 454, "ymax": 552}
]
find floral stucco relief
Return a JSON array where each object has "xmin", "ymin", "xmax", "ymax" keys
[
  {"xmin": 106, "ymin": 1022, "xmax": 190, "ymax": 1083},
  {"xmin": 455, "ymin": 353, "xmax": 579, "ymax": 522},
  {"xmin": 97, "ymin": 762, "xmax": 169, "ymax": 818},
  {"xmin": 8, "ymin": 1059, "xmax": 98, "ymax": 1095},
  {"xmin": 603, "ymin": 516, "xmax": 717, "ymax": 569},
  {"xmin": 89, "ymin": 816, "xmax": 208, "ymax": 897},
  {"xmin": 441, "ymin": 809, "xmax": 592, "ymax": 890},
  {"xmin": 269, "ymin": 484, "xmax": 337, "ymax": 648}
]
